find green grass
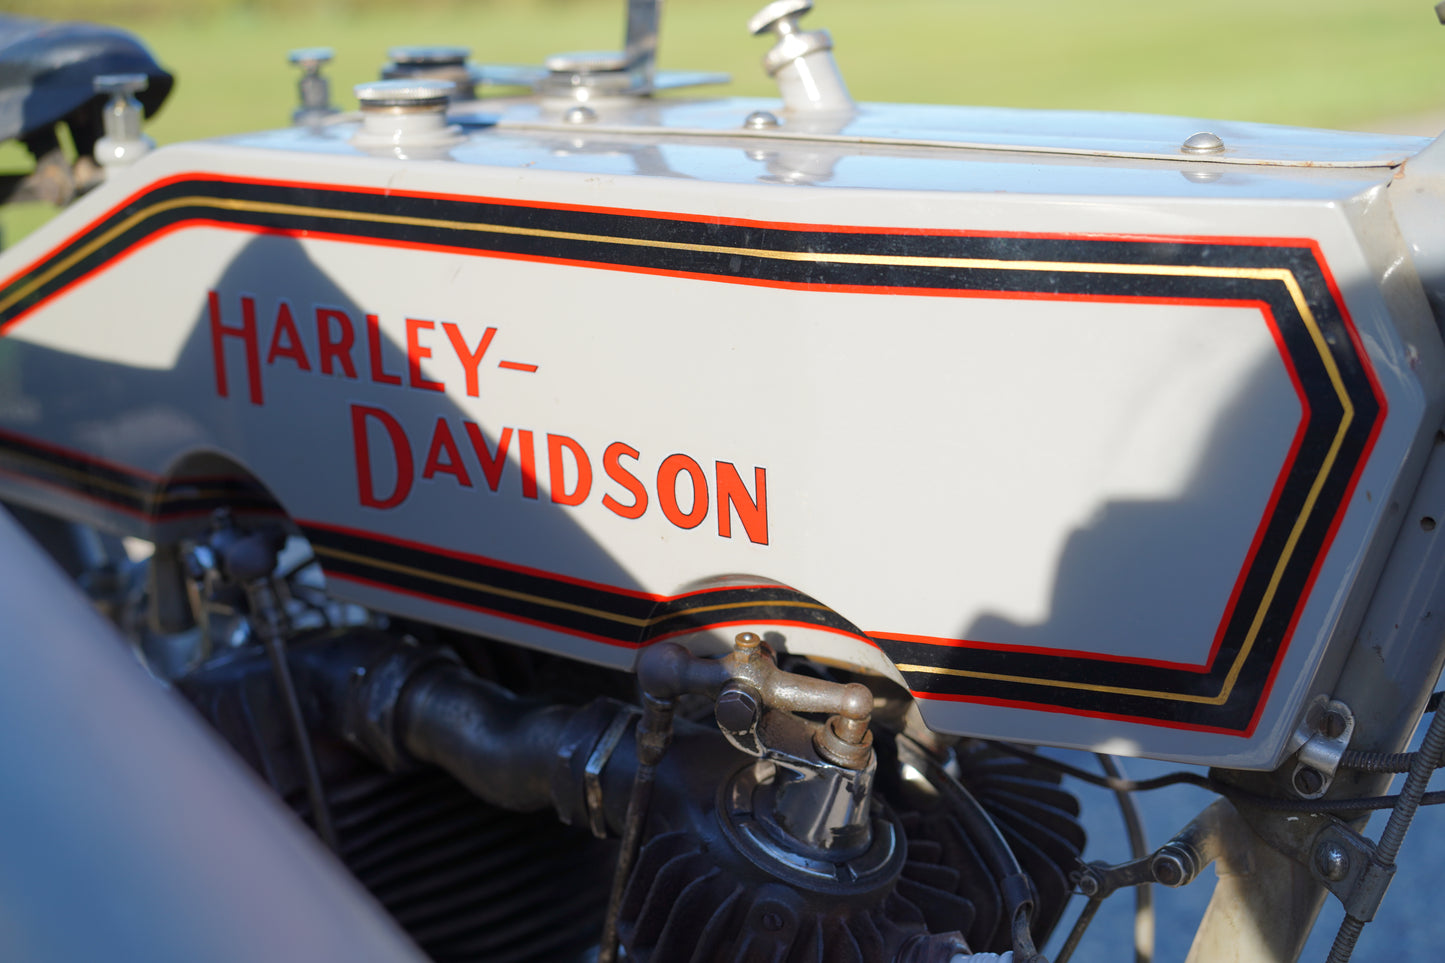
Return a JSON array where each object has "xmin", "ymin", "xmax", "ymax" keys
[{"xmin": 5, "ymin": 0, "xmax": 1445, "ymax": 244}]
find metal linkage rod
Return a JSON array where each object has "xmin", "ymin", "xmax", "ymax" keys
[{"xmin": 1098, "ymin": 754, "xmax": 1154, "ymax": 963}]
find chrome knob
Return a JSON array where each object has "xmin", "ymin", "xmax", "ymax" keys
[
  {"xmin": 93, "ymin": 73, "xmax": 153, "ymax": 169},
  {"xmin": 289, "ymin": 47, "xmax": 336, "ymax": 123},
  {"xmin": 748, "ymin": 0, "xmax": 814, "ymax": 37}
]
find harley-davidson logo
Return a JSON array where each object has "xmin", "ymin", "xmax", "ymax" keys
[{"xmin": 208, "ymin": 289, "xmax": 770, "ymax": 545}]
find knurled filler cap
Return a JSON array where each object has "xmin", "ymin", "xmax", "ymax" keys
[
  {"xmin": 544, "ymin": 49, "xmax": 631, "ymax": 74},
  {"xmin": 355, "ymin": 78, "xmax": 456, "ymax": 109},
  {"xmin": 387, "ymin": 45, "xmax": 470, "ymax": 67},
  {"xmin": 352, "ymin": 79, "xmax": 462, "ymax": 151},
  {"xmin": 381, "ymin": 49, "xmax": 474, "ymax": 101}
]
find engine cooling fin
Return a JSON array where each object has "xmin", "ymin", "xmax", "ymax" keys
[
  {"xmin": 618, "ymin": 736, "xmax": 1085, "ymax": 961},
  {"xmin": 620, "ymin": 826, "xmax": 973, "ymax": 963},
  {"xmin": 891, "ymin": 743, "xmax": 1086, "ymax": 949},
  {"xmin": 300, "ymin": 767, "xmax": 616, "ymax": 963}
]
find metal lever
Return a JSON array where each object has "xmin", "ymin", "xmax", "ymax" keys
[
  {"xmin": 623, "ymin": 0, "xmax": 663, "ymax": 90},
  {"xmin": 748, "ymin": 0, "xmax": 853, "ymax": 113}
]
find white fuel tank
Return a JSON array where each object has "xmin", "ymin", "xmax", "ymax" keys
[{"xmin": 1, "ymin": 96, "xmax": 1441, "ymax": 768}]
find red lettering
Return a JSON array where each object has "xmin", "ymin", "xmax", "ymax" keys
[
  {"xmin": 716, "ymin": 462, "xmax": 768, "ymax": 545},
  {"xmin": 406, "ymin": 318, "xmax": 446, "ymax": 393},
  {"xmin": 547, "ymin": 434, "xmax": 592, "ymax": 506},
  {"xmin": 265, "ymin": 301, "xmax": 312, "ymax": 371},
  {"xmin": 442, "ymin": 322, "xmax": 497, "ymax": 398},
  {"xmin": 366, "ymin": 314, "xmax": 402, "ymax": 386},
  {"xmin": 422, "ymin": 418, "xmax": 472, "ymax": 487},
  {"xmin": 315, "ymin": 308, "xmax": 357, "ymax": 379},
  {"xmin": 518, "ymin": 429, "xmax": 538, "ymax": 500},
  {"xmin": 350, "ymin": 404, "xmax": 413, "ymax": 509},
  {"xmin": 463, "ymin": 422, "xmax": 513, "ymax": 492},
  {"xmin": 658, "ymin": 454, "xmax": 708, "ymax": 530},
  {"xmin": 602, "ymin": 442, "xmax": 648, "ymax": 520},
  {"xmin": 208, "ymin": 290, "xmax": 263, "ymax": 405}
]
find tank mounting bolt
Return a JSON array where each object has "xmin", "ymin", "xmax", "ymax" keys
[
  {"xmin": 1293, "ymin": 766, "xmax": 1326, "ymax": 796},
  {"xmin": 1181, "ymin": 131, "xmax": 1225, "ymax": 155},
  {"xmin": 1315, "ymin": 841, "xmax": 1351, "ymax": 882}
]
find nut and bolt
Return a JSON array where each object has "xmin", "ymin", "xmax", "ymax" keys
[
  {"xmin": 1076, "ymin": 872, "xmax": 1101, "ymax": 898},
  {"xmin": 1152, "ymin": 853, "xmax": 1187, "ymax": 887},
  {"xmin": 1293, "ymin": 766, "xmax": 1326, "ymax": 796},
  {"xmin": 1315, "ymin": 841, "xmax": 1351, "ymax": 882},
  {"xmin": 1151, "ymin": 844, "xmax": 1199, "ymax": 888},
  {"xmin": 715, "ymin": 682, "xmax": 762, "ymax": 732},
  {"xmin": 1322, "ymin": 708, "xmax": 1349, "ymax": 739}
]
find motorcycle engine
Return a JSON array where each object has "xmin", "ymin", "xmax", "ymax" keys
[{"xmin": 65, "ymin": 510, "xmax": 1085, "ymax": 963}]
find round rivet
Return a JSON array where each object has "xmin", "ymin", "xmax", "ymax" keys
[
  {"xmin": 744, "ymin": 110, "xmax": 782, "ymax": 130},
  {"xmin": 1315, "ymin": 841, "xmax": 1351, "ymax": 882},
  {"xmin": 1181, "ymin": 131, "xmax": 1225, "ymax": 154},
  {"xmin": 563, "ymin": 105, "xmax": 598, "ymax": 125}
]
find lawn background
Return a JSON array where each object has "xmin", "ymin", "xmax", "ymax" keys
[
  {"xmin": 8, "ymin": 0, "xmax": 1445, "ymax": 241},
  {"xmin": 16, "ymin": 0, "xmax": 1445, "ymax": 133}
]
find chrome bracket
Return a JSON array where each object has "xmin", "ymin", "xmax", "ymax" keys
[{"xmin": 1290, "ymin": 696, "xmax": 1355, "ymax": 799}]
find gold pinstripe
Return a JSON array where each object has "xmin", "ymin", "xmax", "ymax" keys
[{"xmin": 0, "ymin": 188, "xmax": 1365, "ymax": 706}]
